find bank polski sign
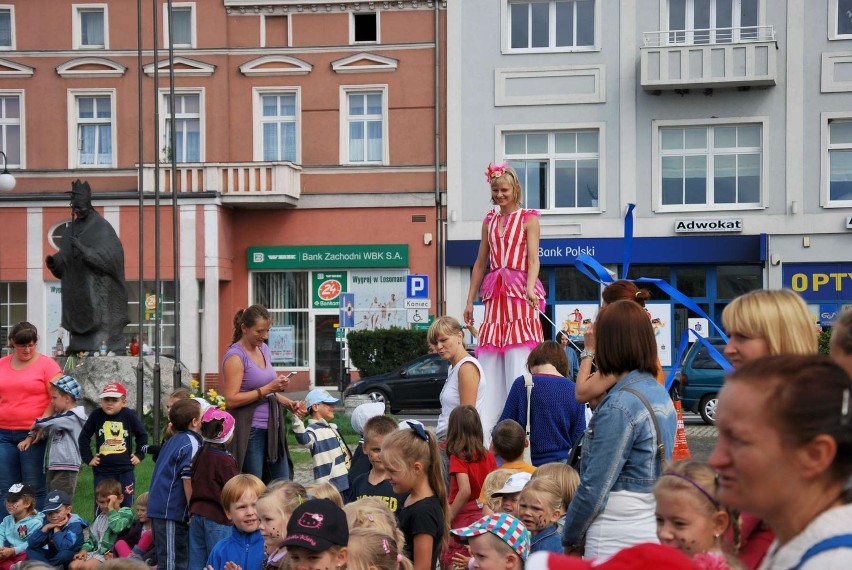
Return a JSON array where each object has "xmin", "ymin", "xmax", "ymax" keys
[{"xmin": 674, "ymin": 218, "xmax": 743, "ymax": 233}]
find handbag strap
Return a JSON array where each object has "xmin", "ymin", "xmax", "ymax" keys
[
  {"xmin": 791, "ymin": 534, "xmax": 852, "ymax": 570},
  {"xmin": 622, "ymin": 387, "xmax": 666, "ymax": 468},
  {"xmin": 523, "ymin": 372, "xmax": 534, "ymax": 439}
]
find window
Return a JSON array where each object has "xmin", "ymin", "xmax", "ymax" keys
[
  {"xmin": 503, "ymin": 129, "xmax": 601, "ymax": 210},
  {"xmin": 0, "ymin": 282, "xmax": 26, "ymax": 353},
  {"xmin": 124, "ymin": 281, "xmax": 176, "ymax": 357},
  {"xmin": 252, "ymin": 272, "xmax": 309, "ymax": 367},
  {"xmin": 508, "ymin": 0, "xmax": 595, "ymax": 50},
  {"xmin": 258, "ymin": 92, "xmax": 298, "ymax": 162},
  {"xmin": 352, "ymin": 12, "xmax": 378, "ymax": 43},
  {"xmin": 658, "ymin": 123, "xmax": 762, "ymax": 209},
  {"xmin": 833, "ymin": 0, "xmax": 852, "ymax": 39},
  {"xmin": 667, "ymin": 0, "xmax": 759, "ymax": 44},
  {"xmin": 163, "ymin": 92, "xmax": 202, "ymax": 163},
  {"xmin": 74, "ymin": 5, "xmax": 108, "ymax": 49},
  {"xmin": 73, "ymin": 94, "xmax": 114, "ymax": 167},
  {"xmin": 0, "ymin": 7, "xmax": 14, "ymax": 49},
  {"xmin": 341, "ymin": 87, "xmax": 387, "ymax": 164},
  {"xmin": 0, "ymin": 94, "xmax": 21, "ymax": 167},
  {"xmin": 827, "ymin": 119, "xmax": 852, "ymax": 203},
  {"xmin": 164, "ymin": 3, "xmax": 194, "ymax": 48}
]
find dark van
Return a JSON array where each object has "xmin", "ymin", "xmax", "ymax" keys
[{"xmin": 671, "ymin": 337, "xmax": 729, "ymax": 425}]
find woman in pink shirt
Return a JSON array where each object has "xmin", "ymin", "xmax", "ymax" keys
[{"xmin": 0, "ymin": 322, "xmax": 61, "ymax": 514}]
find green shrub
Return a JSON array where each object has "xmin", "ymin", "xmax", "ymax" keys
[
  {"xmin": 818, "ymin": 328, "xmax": 832, "ymax": 356},
  {"xmin": 346, "ymin": 327, "xmax": 429, "ymax": 377}
]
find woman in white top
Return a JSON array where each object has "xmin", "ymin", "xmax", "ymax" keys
[{"xmin": 429, "ymin": 316, "xmax": 486, "ymax": 441}]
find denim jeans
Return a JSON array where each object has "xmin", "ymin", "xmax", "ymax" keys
[
  {"xmin": 243, "ymin": 427, "xmax": 290, "ymax": 483},
  {"xmin": 0, "ymin": 428, "xmax": 47, "ymax": 515},
  {"xmin": 188, "ymin": 514, "xmax": 232, "ymax": 569}
]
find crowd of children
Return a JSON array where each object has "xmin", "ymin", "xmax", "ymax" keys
[{"xmin": 0, "ymin": 371, "xmax": 746, "ymax": 570}]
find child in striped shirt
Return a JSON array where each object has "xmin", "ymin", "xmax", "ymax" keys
[{"xmin": 291, "ymin": 390, "xmax": 352, "ymax": 493}]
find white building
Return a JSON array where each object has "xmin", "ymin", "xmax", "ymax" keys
[{"xmin": 447, "ymin": 0, "xmax": 852, "ymax": 369}]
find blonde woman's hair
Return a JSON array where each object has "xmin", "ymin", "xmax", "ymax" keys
[
  {"xmin": 481, "ymin": 469, "xmax": 520, "ymax": 513},
  {"xmin": 347, "ymin": 528, "xmax": 413, "ymax": 570},
  {"xmin": 519, "ymin": 478, "xmax": 563, "ymax": 514},
  {"xmin": 344, "ymin": 498, "xmax": 406, "ymax": 550},
  {"xmin": 305, "ymin": 481, "xmax": 343, "ymax": 507},
  {"xmin": 258, "ymin": 480, "xmax": 308, "ymax": 522},
  {"xmin": 722, "ymin": 289, "xmax": 817, "ymax": 357},
  {"xmin": 530, "ymin": 463, "xmax": 579, "ymax": 511},
  {"xmin": 427, "ymin": 315, "xmax": 477, "ymax": 345},
  {"xmin": 654, "ymin": 459, "xmax": 740, "ymax": 553}
]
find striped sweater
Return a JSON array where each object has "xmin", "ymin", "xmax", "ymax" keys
[{"xmin": 291, "ymin": 417, "xmax": 351, "ymax": 492}]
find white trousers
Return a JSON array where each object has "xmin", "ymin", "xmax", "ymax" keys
[
  {"xmin": 583, "ymin": 490, "xmax": 658, "ymax": 560},
  {"xmin": 477, "ymin": 345, "xmax": 532, "ymax": 445}
]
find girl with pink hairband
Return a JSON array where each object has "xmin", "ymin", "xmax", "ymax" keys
[{"xmin": 464, "ymin": 163, "xmax": 545, "ymax": 441}]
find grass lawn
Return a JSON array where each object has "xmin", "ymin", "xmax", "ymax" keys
[{"xmin": 73, "ymin": 412, "xmax": 358, "ymax": 516}]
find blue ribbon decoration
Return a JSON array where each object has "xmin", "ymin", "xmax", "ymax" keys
[{"xmin": 572, "ymin": 203, "xmax": 732, "ymax": 390}]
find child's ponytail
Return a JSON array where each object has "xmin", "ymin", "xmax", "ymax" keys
[{"xmin": 424, "ymin": 428, "xmax": 450, "ymax": 548}]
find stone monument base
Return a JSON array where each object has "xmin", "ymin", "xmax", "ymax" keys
[{"xmin": 69, "ymin": 355, "xmax": 191, "ymax": 414}]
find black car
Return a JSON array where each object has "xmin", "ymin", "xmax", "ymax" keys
[{"xmin": 343, "ymin": 352, "xmax": 463, "ymax": 413}]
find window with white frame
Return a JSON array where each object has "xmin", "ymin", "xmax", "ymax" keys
[
  {"xmin": 343, "ymin": 88, "xmax": 386, "ymax": 164},
  {"xmin": 163, "ymin": 92, "xmax": 201, "ymax": 163},
  {"xmin": 0, "ymin": 94, "xmax": 21, "ymax": 167},
  {"xmin": 836, "ymin": 0, "xmax": 852, "ymax": 38},
  {"xmin": 509, "ymin": 0, "xmax": 595, "ymax": 50},
  {"xmin": 259, "ymin": 92, "xmax": 298, "ymax": 162},
  {"xmin": 74, "ymin": 94, "xmax": 113, "ymax": 166},
  {"xmin": 659, "ymin": 124, "xmax": 761, "ymax": 207},
  {"xmin": 352, "ymin": 12, "xmax": 378, "ymax": 43},
  {"xmin": 252, "ymin": 272, "xmax": 309, "ymax": 367},
  {"xmin": 164, "ymin": 3, "xmax": 194, "ymax": 48},
  {"xmin": 0, "ymin": 7, "xmax": 14, "ymax": 49},
  {"xmin": 0, "ymin": 282, "xmax": 27, "ymax": 352},
  {"xmin": 504, "ymin": 130, "xmax": 600, "ymax": 210},
  {"xmin": 74, "ymin": 5, "xmax": 107, "ymax": 49},
  {"xmin": 827, "ymin": 119, "xmax": 852, "ymax": 203},
  {"xmin": 667, "ymin": 0, "xmax": 759, "ymax": 44}
]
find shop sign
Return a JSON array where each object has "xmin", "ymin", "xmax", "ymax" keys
[
  {"xmin": 782, "ymin": 263, "xmax": 852, "ymax": 301},
  {"xmin": 674, "ymin": 218, "xmax": 743, "ymax": 233},
  {"xmin": 312, "ymin": 272, "xmax": 347, "ymax": 309},
  {"xmin": 248, "ymin": 244, "xmax": 408, "ymax": 269}
]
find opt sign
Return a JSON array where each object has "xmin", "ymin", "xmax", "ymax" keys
[{"xmin": 406, "ymin": 275, "xmax": 429, "ymax": 298}]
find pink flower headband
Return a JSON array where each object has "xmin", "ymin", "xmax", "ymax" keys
[{"xmin": 485, "ymin": 162, "xmax": 509, "ymax": 183}]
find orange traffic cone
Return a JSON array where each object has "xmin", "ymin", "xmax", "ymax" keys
[{"xmin": 672, "ymin": 398, "xmax": 691, "ymax": 461}]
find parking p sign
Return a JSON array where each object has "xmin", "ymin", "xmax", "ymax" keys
[{"xmin": 406, "ymin": 275, "xmax": 429, "ymax": 298}]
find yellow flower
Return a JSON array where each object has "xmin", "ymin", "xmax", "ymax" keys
[
  {"xmin": 191, "ymin": 379, "xmax": 200, "ymax": 390},
  {"xmin": 218, "ymin": 402, "xmax": 227, "ymax": 410},
  {"xmin": 207, "ymin": 388, "xmax": 218, "ymax": 399}
]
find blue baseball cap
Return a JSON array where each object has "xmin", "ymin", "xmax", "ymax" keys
[
  {"xmin": 52, "ymin": 375, "xmax": 81, "ymax": 400},
  {"xmin": 305, "ymin": 389, "xmax": 340, "ymax": 409}
]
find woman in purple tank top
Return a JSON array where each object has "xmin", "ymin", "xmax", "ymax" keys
[{"xmin": 222, "ymin": 305, "xmax": 305, "ymax": 482}]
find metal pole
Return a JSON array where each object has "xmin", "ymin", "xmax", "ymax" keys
[
  {"xmin": 152, "ymin": 0, "xmax": 162, "ymax": 441},
  {"xmin": 135, "ymin": 0, "xmax": 145, "ymax": 418},
  {"xmin": 167, "ymin": 0, "xmax": 182, "ymax": 389},
  {"xmin": 434, "ymin": 1, "xmax": 444, "ymax": 316}
]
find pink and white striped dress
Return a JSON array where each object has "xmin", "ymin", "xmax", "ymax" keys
[{"xmin": 477, "ymin": 208, "xmax": 546, "ymax": 354}]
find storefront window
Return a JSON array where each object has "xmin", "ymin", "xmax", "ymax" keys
[
  {"xmin": 674, "ymin": 267, "xmax": 707, "ymax": 298},
  {"xmin": 124, "ymin": 281, "xmax": 176, "ymax": 356},
  {"xmin": 554, "ymin": 266, "xmax": 600, "ymax": 301},
  {"xmin": 253, "ymin": 272, "xmax": 310, "ymax": 367},
  {"xmin": 716, "ymin": 265, "xmax": 761, "ymax": 299}
]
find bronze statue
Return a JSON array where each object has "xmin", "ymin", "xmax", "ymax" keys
[{"xmin": 46, "ymin": 180, "xmax": 130, "ymax": 354}]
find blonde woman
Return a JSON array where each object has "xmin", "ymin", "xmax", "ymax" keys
[{"xmin": 429, "ymin": 316, "xmax": 485, "ymax": 441}]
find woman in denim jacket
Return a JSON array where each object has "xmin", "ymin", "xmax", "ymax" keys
[{"xmin": 561, "ymin": 301, "xmax": 676, "ymax": 560}]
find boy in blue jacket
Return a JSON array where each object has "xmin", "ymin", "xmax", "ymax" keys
[
  {"xmin": 204, "ymin": 474, "xmax": 266, "ymax": 570},
  {"xmin": 147, "ymin": 398, "xmax": 203, "ymax": 570},
  {"xmin": 26, "ymin": 489, "xmax": 88, "ymax": 568}
]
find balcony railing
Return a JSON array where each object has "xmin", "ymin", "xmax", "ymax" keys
[
  {"xmin": 141, "ymin": 161, "xmax": 301, "ymax": 206},
  {"xmin": 643, "ymin": 25, "xmax": 776, "ymax": 47},
  {"xmin": 640, "ymin": 25, "xmax": 777, "ymax": 91}
]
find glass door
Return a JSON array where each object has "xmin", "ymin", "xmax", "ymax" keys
[{"xmin": 314, "ymin": 313, "xmax": 341, "ymax": 388}]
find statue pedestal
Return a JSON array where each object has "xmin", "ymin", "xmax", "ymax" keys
[{"xmin": 70, "ymin": 356, "xmax": 192, "ymax": 414}]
